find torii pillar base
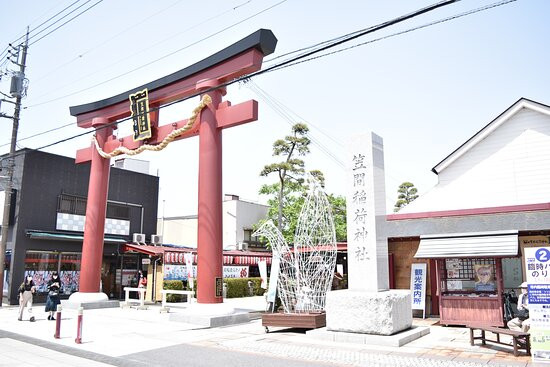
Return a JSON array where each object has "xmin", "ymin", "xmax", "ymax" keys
[{"xmin": 64, "ymin": 292, "xmax": 119, "ymax": 310}]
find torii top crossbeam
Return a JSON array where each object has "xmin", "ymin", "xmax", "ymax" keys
[{"xmin": 69, "ymin": 29, "xmax": 277, "ymax": 304}]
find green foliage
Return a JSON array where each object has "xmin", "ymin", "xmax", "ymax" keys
[
  {"xmin": 393, "ymin": 181, "xmax": 419, "ymax": 212},
  {"xmin": 257, "ymin": 123, "xmax": 347, "ymax": 243},
  {"xmin": 327, "ymin": 193, "xmax": 347, "ymax": 241},
  {"xmin": 163, "ymin": 279, "xmax": 197, "ymax": 301},
  {"xmin": 224, "ymin": 277, "xmax": 265, "ymax": 298},
  {"xmin": 163, "ymin": 280, "xmax": 183, "ymax": 302}
]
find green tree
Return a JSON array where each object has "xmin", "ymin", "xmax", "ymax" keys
[
  {"xmin": 393, "ymin": 181, "xmax": 419, "ymax": 212},
  {"xmin": 260, "ymin": 123, "xmax": 310, "ymax": 234},
  {"xmin": 258, "ymin": 123, "xmax": 346, "ymax": 243}
]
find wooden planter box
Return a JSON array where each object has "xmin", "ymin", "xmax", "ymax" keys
[{"xmin": 262, "ymin": 312, "xmax": 326, "ymax": 331}]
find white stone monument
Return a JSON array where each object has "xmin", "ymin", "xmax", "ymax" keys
[{"xmin": 325, "ymin": 132, "xmax": 412, "ymax": 335}]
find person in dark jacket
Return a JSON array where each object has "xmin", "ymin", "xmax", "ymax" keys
[
  {"xmin": 18, "ymin": 275, "xmax": 35, "ymax": 321},
  {"xmin": 45, "ymin": 271, "xmax": 62, "ymax": 320}
]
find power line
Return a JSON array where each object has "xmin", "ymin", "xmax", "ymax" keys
[
  {"xmin": 25, "ymin": 0, "xmax": 286, "ymax": 108},
  {"xmin": 3, "ymin": 0, "xmax": 515, "ymax": 160},
  {"xmin": 267, "ymin": 0, "xmax": 519, "ymax": 74},
  {"xmin": 0, "ymin": 122, "xmax": 74, "ymax": 149},
  {"xmin": 30, "ymin": 0, "xmax": 254, "ymax": 87},
  {"xmin": 0, "ymin": 0, "xmax": 83, "ymax": 60},
  {"xmin": 29, "ymin": 0, "xmax": 104, "ymax": 46}
]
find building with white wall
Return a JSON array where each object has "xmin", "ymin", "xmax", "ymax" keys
[
  {"xmin": 157, "ymin": 194, "xmax": 269, "ymax": 250},
  {"xmin": 385, "ymin": 98, "xmax": 550, "ymax": 324}
]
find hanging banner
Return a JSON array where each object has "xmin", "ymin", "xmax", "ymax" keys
[
  {"xmin": 410, "ymin": 263, "xmax": 427, "ymax": 318},
  {"xmin": 129, "ymin": 88, "xmax": 152, "ymax": 141},
  {"xmin": 525, "ymin": 247, "xmax": 550, "ymax": 363},
  {"xmin": 258, "ymin": 260, "xmax": 268, "ymax": 289}
]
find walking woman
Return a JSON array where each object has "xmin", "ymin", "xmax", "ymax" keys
[
  {"xmin": 45, "ymin": 271, "xmax": 62, "ymax": 320},
  {"xmin": 18, "ymin": 274, "xmax": 36, "ymax": 321}
]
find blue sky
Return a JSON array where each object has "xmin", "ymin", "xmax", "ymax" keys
[{"xmin": 1, "ymin": 0, "xmax": 549, "ymax": 216}]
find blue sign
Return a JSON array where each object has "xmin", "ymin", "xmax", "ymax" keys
[
  {"xmin": 535, "ymin": 248, "xmax": 550, "ymax": 263},
  {"xmin": 528, "ymin": 284, "xmax": 550, "ymax": 305}
]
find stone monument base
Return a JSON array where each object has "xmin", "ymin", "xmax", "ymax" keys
[
  {"xmin": 307, "ymin": 325, "xmax": 429, "ymax": 347},
  {"xmin": 326, "ymin": 289, "xmax": 411, "ymax": 335}
]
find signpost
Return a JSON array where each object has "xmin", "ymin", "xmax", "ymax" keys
[
  {"xmin": 525, "ymin": 247, "xmax": 550, "ymax": 363},
  {"xmin": 410, "ymin": 263, "xmax": 427, "ymax": 319}
]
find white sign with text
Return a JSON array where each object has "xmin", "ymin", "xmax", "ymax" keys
[{"xmin": 346, "ymin": 132, "xmax": 388, "ymax": 292}]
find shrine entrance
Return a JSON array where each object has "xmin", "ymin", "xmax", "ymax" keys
[{"xmin": 69, "ymin": 29, "xmax": 277, "ymax": 304}]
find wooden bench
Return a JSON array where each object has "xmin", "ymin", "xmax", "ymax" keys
[
  {"xmin": 469, "ymin": 325, "xmax": 530, "ymax": 356},
  {"xmin": 160, "ymin": 289, "xmax": 194, "ymax": 312}
]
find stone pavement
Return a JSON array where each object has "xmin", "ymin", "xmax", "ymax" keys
[{"xmin": 0, "ymin": 297, "xmax": 543, "ymax": 366}]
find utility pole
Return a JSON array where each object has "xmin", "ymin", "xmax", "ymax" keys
[{"xmin": 0, "ymin": 28, "xmax": 29, "ymax": 306}]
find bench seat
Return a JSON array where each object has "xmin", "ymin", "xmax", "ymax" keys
[{"xmin": 469, "ymin": 325, "xmax": 530, "ymax": 357}]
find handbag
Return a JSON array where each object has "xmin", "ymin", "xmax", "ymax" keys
[
  {"xmin": 48, "ymin": 290, "xmax": 59, "ymax": 297},
  {"xmin": 516, "ymin": 308, "xmax": 529, "ymax": 321}
]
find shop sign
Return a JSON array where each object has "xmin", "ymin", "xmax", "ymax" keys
[
  {"xmin": 163, "ymin": 265, "xmax": 249, "ymax": 281},
  {"xmin": 129, "ymin": 88, "xmax": 152, "ymax": 142},
  {"xmin": 215, "ymin": 277, "xmax": 223, "ymax": 298},
  {"xmin": 410, "ymin": 263, "xmax": 427, "ymax": 318},
  {"xmin": 525, "ymin": 247, "xmax": 550, "ymax": 363},
  {"xmin": 141, "ymin": 258, "xmax": 151, "ymax": 265}
]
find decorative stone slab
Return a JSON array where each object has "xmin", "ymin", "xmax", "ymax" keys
[
  {"xmin": 307, "ymin": 325, "xmax": 430, "ymax": 347},
  {"xmin": 262, "ymin": 312, "xmax": 326, "ymax": 329},
  {"xmin": 326, "ymin": 289, "xmax": 412, "ymax": 335}
]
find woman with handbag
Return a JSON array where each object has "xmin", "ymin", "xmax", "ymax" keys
[
  {"xmin": 18, "ymin": 275, "xmax": 36, "ymax": 321},
  {"xmin": 45, "ymin": 271, "xmax": 62, "ymax": 320}
]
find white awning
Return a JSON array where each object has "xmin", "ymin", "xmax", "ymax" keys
[{"xmin": 414, "ymin": 230, "xmax": 519, "ymax": 258}]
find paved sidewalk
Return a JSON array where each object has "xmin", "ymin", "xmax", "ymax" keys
[{"xmin": 0, "ymin": 297, "xmax": 542, "ymax": 366}]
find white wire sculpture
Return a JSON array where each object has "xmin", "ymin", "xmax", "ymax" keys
[{"xmin": 254, "ymin": 178, "xmax": 337, "ymax": 313}]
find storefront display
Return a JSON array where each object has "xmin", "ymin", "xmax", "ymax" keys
[{"xmin": 436, "ymin": 257, "xmax": 504, "ymax": 326}]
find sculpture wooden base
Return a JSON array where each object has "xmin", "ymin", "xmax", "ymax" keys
[{"xmin": 262, "ymin": 312, "xmax": 326, "ymax": 332}]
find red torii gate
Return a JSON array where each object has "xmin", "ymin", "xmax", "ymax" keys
[{"xmin": 69, "ymin": 29, "xmax": 277, "ymax": 304}]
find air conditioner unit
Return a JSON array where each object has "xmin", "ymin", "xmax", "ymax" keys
[
  {"xmin": 133, "ymin": 233, "xmax": 146, "ymax": 244},
  {"xmin": 151, "ymin": 234, "xmax": 163, "ymax": 246},
  {"xmin": 237, "ymin": 242, "xmax": 248, "ymax": 251}
]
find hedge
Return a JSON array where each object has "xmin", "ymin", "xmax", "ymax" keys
[{"xmin": 163, "ymin": 277, "xmax": 265, "ymax": 300}]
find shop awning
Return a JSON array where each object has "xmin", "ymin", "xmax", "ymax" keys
[
  {"xmin": 26, "ymin": 230, "xmax": 127, "ymax": 244},
  {"xmin": 414, "ymin": 230, "xmax": 519, "ymax": 258},
  {"xmin": 122, "ymin": 244, "xmax": 167, "ymax": 256}
]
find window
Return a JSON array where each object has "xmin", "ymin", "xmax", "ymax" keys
[
  {"xmin": 58, "ymin": 193, "xmax": 130, "ymax": 219},
  {"xmin": 24, "ymin": 251, "xmax": 81, "ymax": 295},
  {"xmin": 438, "ymin": 258, "xmax": 497, "ymax": 295},
  {"xmin": 24, "ymin": 251, "xmax": 59, "ymax": 294}
]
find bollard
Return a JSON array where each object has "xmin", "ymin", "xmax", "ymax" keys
[
  {"xmin": 75, "ymin": 307, "xmax": 83, "ymax": 344},
  {"xmin": 54, "ymin": 304, "xmax": 62, "ymax": 339}
]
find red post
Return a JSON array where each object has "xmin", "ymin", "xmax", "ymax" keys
[
  {"xmin": 196, "ymin": 80, "xmax": 224, "ymax": 303},
  {"xmin": 54, "ymin": 305, "xmax": 62, "ymax": 339},
  {"xmin": 79, "ymin": 118, "xmax": 112, "ymax": 293},
  {"xmin": 75, "ymin": 307, "xmax": 83, "ymax": 344}
]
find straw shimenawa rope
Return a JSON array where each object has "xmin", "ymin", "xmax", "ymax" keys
[{"xmin": 92, "ymin": 94, "xmax": 212, "ymax": 159}]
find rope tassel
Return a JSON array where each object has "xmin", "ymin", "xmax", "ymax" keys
[{"xmin": 92, "ymin": 94, "xmax": 212, "ymax": 159}]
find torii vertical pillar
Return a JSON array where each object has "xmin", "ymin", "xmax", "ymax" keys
[
  {"xmin": 80, "ymin": 119, "xmax": 111, "ymax": 296},
  {"xmin": 197, "ymin": 81, "xmax": 224, "ymax": 303}
]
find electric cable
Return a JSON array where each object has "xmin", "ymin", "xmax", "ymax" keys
[
  {"xmin": 2, "ymin": 0, "xmax": 516, "ymax": 160},
  {"xmin": 267, "ymin": 0, "xmax": 518, "ymax": 74},
  {"xmin": 30, "ymin": 0, "xmax": 253, "ymax": 86},
  {"xmin": 29, "ymin": 0, "xmax": 104, "ymax": 46},
  {"xmin": 26, "ymin": 0, "xmax": 286, "ymax": 108},
  {"xmin": 0, "ymin": 0, "xmax": 82, "ymax": 61}
]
